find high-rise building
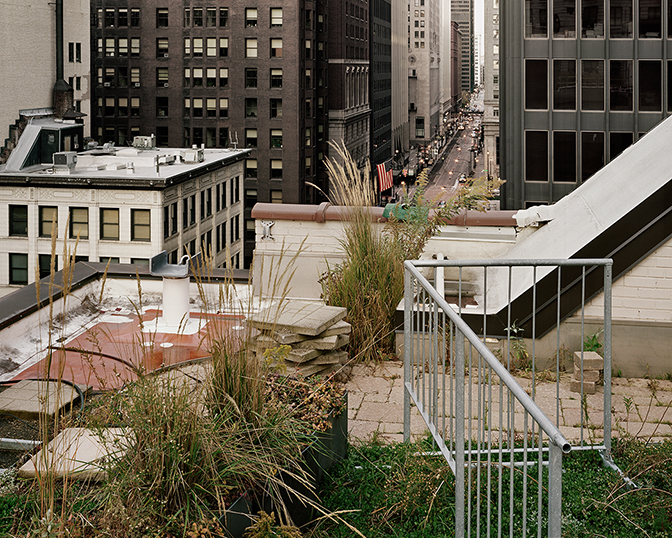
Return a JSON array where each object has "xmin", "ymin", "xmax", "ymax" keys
[
  {"xmin": 451, "ymin": 0, "xmax": 474, "ymax": 93},
  {"xmin": 91, "ymin": 1, "xmax": 337, "ymax": 267},
  {"xmin": 482, "ymin": 0, "xmax": 500, "ymax": 179},
  {"xmin": 392, "ymin": 2, "xmax": 410, "ymax": 156},
  {"xmin": 1, "ymin": 0, "xmax": 91, "ymax": 161},
  {"xmin": 409, "ymin": 0, "xmax": 443, "ymax": 145},
  {"xmin": 501, "ymin": 0, "xmax": 672, "ymax": 209},
  {"xmin": 370, "ymin": 0, "xmax": 392, "ymax": 167}
]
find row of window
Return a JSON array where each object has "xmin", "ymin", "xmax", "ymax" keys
[
  {"xmin": 526, "ymin": 0, "xmax": 672, "ymax": 39},
  {"xmin": 163, "ymin": 179, "xmax": 240, "ymax": 238},
  {"xmin": 524, "ymin": 130, "xmax": 636, "ymax": 182},
  {"xmin": 525, "ymin": 58, "xmax": 672, "ymax": 112},
  {"xmin": 8, "ymin": 206, "xmax": 149, "ymax": 242},
  {"xmin": 245, "ymin": 157, "xmax": 316, "ymax": 179}
]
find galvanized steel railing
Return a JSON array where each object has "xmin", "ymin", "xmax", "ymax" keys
[{"xmin": 403, "ymin": 259, "xmax": 612, "ymax": 537}]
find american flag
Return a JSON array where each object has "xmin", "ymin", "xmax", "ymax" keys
[{"xmin": 377, "ymin": 161, "xmax": 393, "ymax": 192}]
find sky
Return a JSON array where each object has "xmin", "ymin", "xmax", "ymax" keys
[{"xmin": 474, "ymin": 0, "xmax": 484, "ymax": 61}]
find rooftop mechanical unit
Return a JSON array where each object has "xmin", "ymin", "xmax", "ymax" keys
[{"xmin": 52, "ymin": 151, "xmax": 78, "ymax": 173}]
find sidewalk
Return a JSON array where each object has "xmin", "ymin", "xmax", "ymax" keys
[{"xmin": 345, "ymin": 360, "xmax": 672, "ymax": 445}]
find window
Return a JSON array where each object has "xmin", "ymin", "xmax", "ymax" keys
[
  {"xmin": 130, "ymin": 8, "xmax": 140, "ymax": 26},
  {"xmin": 271, "ymin": 8, "xmax": 282, "ymax": 26},
  {"xmin": 131, "ymin": 38, "xmax": 140, "ymax": 57},
  {"xmin": 157, "ymin": 96, "xmax": 168, "ymax": 116},
  {"xmin": 131, "ymin": 97, "xmax": 140, "ymax": 116},
  {"xmin": 69, "ymin": 208, "xmax": 89, "ymax": 239},
  {"xmin": 184, "ymin": 37, "xmax": 191, "ymax": 56},
  {"xmin": 131, "ymin": 67, "xmax": 140, "ymax": 86},
  {"xmin": 525, "ymin": 131, "xmax": 548, "ymax": 181},
  {"xmin": 639, "ymin": 60, "xmax": 661, "ymax": 111},
  {"xmin": 219, "ymin": 37, "xmax": 228, "ymax": 57},
  {"xmin": 270, "ymin": 129, "xmax": 282, "ymax": 148},
  {"xmin": 156, "ymin": 126, "xmax": 168, "ymax": 146},
  {"xmin": 305, "ymin": 127, "xmax": 312, "ymax": 147},
  {"xmin": 193, "ymin": 7, "xmax": 203, "ymax": 26},
  {"xmin": 246, "ymin": 128, "xmax": 258, "ymax": 147},
  {"xmin": 271, "ymin": 190, "xmax": 282, "ymax": 203},
  {"xmin": 581, "ymin": 0, "xmax": 604, "ymax": 37},
  {"xmin": 270, "ymin": 98, "xmax": 282, "ymax": 118},
  {"xmin": 99, "ymin": 257, "xmax": 119, "ymax": 265},
  {"xmin": 553, "ymin": 60, "xmax": 576, "ymax": 110},
  {"xmin": 157, "ymin": 67, "xmax": 169, "ymax": 86},
  {"xmin": 246, "ymin": 68, "xmax": 258, "ymax": 88},
  {"xmin": 246, "ymin": 8, "xmax": 258, "ymax": 27},
  {"xmin": 553, "ymin": 0, "xmax": 575, "ymax": 38},
  {"xmin": 184, "ymin": 8, "xmax": 191, "ymax": 26},
  {"xmin": 271, "ymin": 38, "xmax": 282, "ymax": 57},
  {"xmin": 553, "ymin": 132, "xmax": 576, "ymax": 182},
  {"xmin": 581, "ymin": 132, "xmax": 604, "ymax": 180},
  {"xmin": 610, "ymin": 60, "xmax": 633, "ymax": 111},
  {"xmin": 581, "ymin": 60, "xmax": 604, "ymax": 110},
  {"xmin": 525, "ymin": 0, "xmax": 548, "ymax": 37},
  {"xmin": 118, "ymin": 9, "xmax": 128, "ymax": 27},
  {"xmin": 206, "ymin": 98, "xmax": 217, "ymax": 118},
  {"xmin": 39, "ymin": 254, "xmax": 56, "ymax": 280},
  {"xmin": 193, "ymin": 98, "xmax": 203, "ymax": 117},
  {"xmin": 220, "ymin": 98, "xmax": 229, "ymax": 118},
  {"xmin": 525, "ymin": 60, "xmax": 548, "ymax": 109},
  {"xmin": 639, "ymin": 0, "xmax": 661, "ymax": 38},
  {"xmin": 220, "ymin": 68, "xmax": 229, "ymax": 87},
  {"xmin": 245, "ymin": 98, "xmax": 258, "ymax": 117},
  {"xmin": 69, "ymin": 42, "xmax": 75, "ymax": 62},
  {"xmin": 39, "ymin": 207, "xmax": 58, "ymax": 237},
  {"xmin": 610, "ymin": 0, "xmax": 633, "ymax": 38},
  {"xmin": 220, "ymin": 181, "xmax": 228, "ymax": 208},
  {"xmin": 415, "ymin": 117, "xmax": 425, "ymax": 138},
  {"xmin": 193, "ymin": 38, "xmax": 203, "ymax": 57},
  {"xmin": 105, "ymin": 8, "xmax": 115, "ymax": 27},
  {"xmin": 206, "ymin": 7, "xmax": 216, "ymax": 26},
  {"xmin": 246, "ymin": 39, "xmax": 258, "ymax": 58},
  {"xmin": 305, "ymin": 68, "xmax": 312, "ymax": 88},
  {"xmin": 9, "ymin": 254, "xmax": 28, "ymax": 285},
  {"xmin": 207, "ymin": 38, "xmax": 217, "ymax": 57},
  {"xmin": 118, "ymin": 97, "xmax": 128, "ymax": 116},
  {"xmin": 9, "ymin": 205, "xmax": 28, "ymax": 236},
  {"xmin": 305, "ymin": 98, "xmax": 312, "ymax": 117},
  {"xmin": 305, "ymin": 39, "xmax": 312, "ymax": 58},
  {"xmin": 220, "ymin": 8, "xmax": 228, "ymax": 26},
  {"xmin": 246, "ymin": 159, "xmax": 258, "ymax": 178},
  {"xmin": 131, "ymin": 258, "xmax": 149, "ymax": 267},
  {"xmin": 100, "ymin": 209, "xmax": 119, "ymax": 240},
  {"xmin": 131, "ymin": 209, "xmax": 151, "ymax": 241},
  {"xmin": 207, "ymin": 68, "xmax": 216, "ymax": 87},
  {"xmin": 156, "ymin": 8, "xmax": 168, "ymax": 27},
  {"xmin": 610, "ymin": 132, "xmax": 633, "ymax": 160},
  {"xmin": 270, "ymin": 159, "xmax": 282, "ymax": 179},
  {"xmin": 305, "ymin": 156, "xmax": 312, "ymax": 175},
  {"xmin": 231, "ymin": 176, "xmax": 240, "ymax": 203},
  {"xmin": 157, "ymin": 38, "xmax": 168, "ymax": 57},
  {"xmin": 105, "ymin": 38, "xmax": 115, "ymax": 56},
  {"xmin": 270, "ymin": 68, "xmax": 282, "ymax": 88},
  {"xmin": 118, "ymin": 38, "xmax": 128, "ymax": 57}
]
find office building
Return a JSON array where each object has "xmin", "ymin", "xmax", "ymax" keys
[
  {"xmin": 501, "ymin": 0, "xmax": 672, "ymax": 209},
  {"xmin": 451, "ymin": 0, "xmax": 474, "ymax": 93}
]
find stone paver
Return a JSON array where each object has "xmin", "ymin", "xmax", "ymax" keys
[
  {"xmin": 346, "ymin": 360, "xmax": 672, "ymax": 446},
  {"xmin": 249, "ymin": 300, "xmax": 347, "ymax": 336},
  {"xmin": 0, "ymin": 380, "xmax": 88, "ymax": 420}
]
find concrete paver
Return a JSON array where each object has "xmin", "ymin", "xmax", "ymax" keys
[{"xmin": 346, "ymin": 360, "xmax": 672, "ymax": 447}]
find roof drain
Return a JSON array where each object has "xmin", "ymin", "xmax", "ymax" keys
[{"xmin": 143, "ymin": 251, "xmax": 203, "ymax": 335}]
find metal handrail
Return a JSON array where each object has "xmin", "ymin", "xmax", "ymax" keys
[{"xmin": 404, "ymin": 259, "xmax": 572, "ymax": 453}]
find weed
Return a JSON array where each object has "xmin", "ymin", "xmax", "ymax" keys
[
  {"xmin": 583, "ymin": 329, "xmax": 604, "ymax": 355},
  {"xmin": 243, "ymin": 511, "xmax": 301, "ymax": 538}
]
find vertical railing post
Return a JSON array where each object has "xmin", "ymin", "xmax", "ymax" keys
[
  {"xmin": 455, "ymin": 325, "xmax": 465, "ymax": 538},
  {"xmin": 548, "ymin": 442, "xmax": 563, "ymax": 538},
  {"xmin": 403, "ymin": 265, "xmax": 412, "ymax": 443},
  {"xmin": 603, "ymin": 262, "xmax": 612, "ymax": 457}
]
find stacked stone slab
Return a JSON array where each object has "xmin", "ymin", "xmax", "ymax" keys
[
  {"xmin": 248, "ymin": 300, "xmax": 352, "ymax": 378},
  {"xmin": 570, "ymin": 351, "xmax": 604, "ymax": 395}
]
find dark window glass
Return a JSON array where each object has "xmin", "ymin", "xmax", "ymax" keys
[
  {"xmin": 270, "ymin": 69, "xmax": 283, "ymax": 88},
  {"xmin": 39, "ymin": 254, "xmax": 56, "ymax": 280},
  {"xmin": 69, "ymin": 208, "xmax": 89, "ymax": 239},
  {"xmin": 610, "ymin": 0, "xmax": 633, "ymax": 37},
  {"xmin": 581, "ymin": 132, "xmax": 604, "ymax": 180},
  {"xmin": 668, "ymin": 61, "xmax": 672, "ymax": 111},
  {"xmin": 639, "ymin": 0, "xmax": 661, "ymax": 38},
  {"xmin": 553, "ymin": 60, "xmax": 576, "ymax": 110},
  {"xmin": 553, "ymin": 132, "xmax": 576, "ymax": 182},
  {"xmin": 581, "ymin": 0, "xmax": 604, "ymax": 37},
  {"xmin": 525, "ymin": 0, "xmax": 548, "ymax": 37},
  {"xmin": 609, "ymin": 132, "xmax": 633, "ymax": 160},
  {"xmin": 526, "ymin": 60, "xmax": 548, "ymax": 109},
  {"xmin": 553, "ymin": 0, "xmax": 575, "ymax": 38},
  {"xmin": 9, "ymin": 205, "xmax": 28, "ymax": 236},
  {"xmin": 610, "ymin": 60, "xmax": 633, "ymax": 111},
  {"xmin": 639, "ymin": 60, "xmax": 661, "ymax": 111},
  {"xmin": 246, "ymin": 98, "xmax": 258, "ymax": 117},
  {"xmin": 157, "ymin": 96, "xmax": 169, "ymax": 116},
  {"xmin": 525, "ymin": 131, "xmax": 548, "ymax": 181},
  {"xmin": 9, "ymin": 254, "xmax": 28, "ymax": 285},
  {"xmin": 245, "ymin": 68, "xmax": 258, "ymax": 88},
  {"xmin": 581, "ymin": 60, "xmax": 604, "ymax": 110},
  {"xmin": 156, "ymin": 8, "xmax": 168, "ymax": 27}
]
